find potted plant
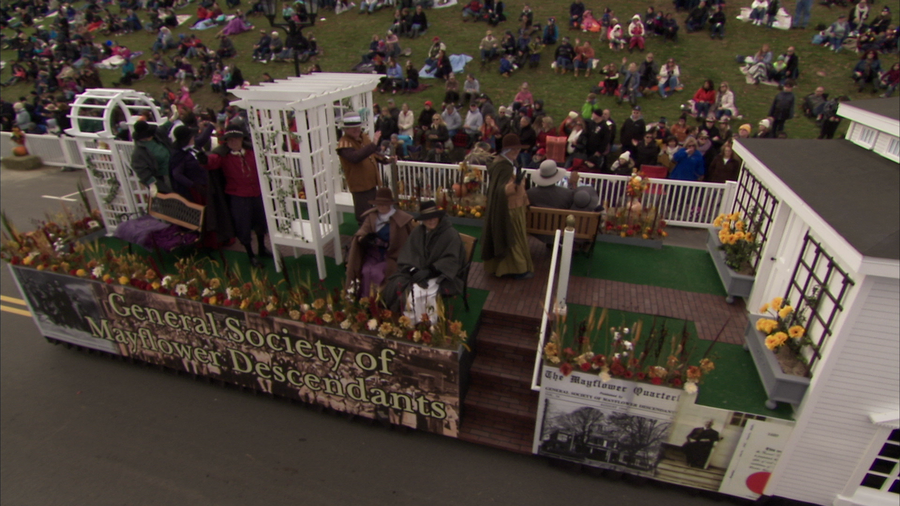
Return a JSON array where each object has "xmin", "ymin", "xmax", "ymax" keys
[
  {"xmin": 744, "ymin": 296, "xmax": 811, "ymax": 409},
  {"xmin": 707, "ymin": 210, "xmax": 760, "ymax": 303}
]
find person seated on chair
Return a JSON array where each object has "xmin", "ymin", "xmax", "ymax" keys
[
  {"xmin": 527, "ymin": 159, "xmax": 574, "ymax": 209},
  {"xmin": 383, "ymin": 201, "xmax": 466, "ymax": 324},
  {"xmin": 131, "ymin": 119, "xmax": 175, "ymax": 197},
  {"xmin": 345, "ymin": 187, "xmax": 415, "ymax": 299}
]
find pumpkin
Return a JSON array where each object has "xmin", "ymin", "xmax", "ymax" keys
[{"xmin": 12, "ymin": 146, "xmax": 28, "ymax": 156}]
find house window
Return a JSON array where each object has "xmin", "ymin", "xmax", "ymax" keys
[
  {"xmin": 729, "ymin": 412, "xmax": 767, "ymax": 428},
  {"xmin": 860, "ymin": 429, "xmax": 900, "ymax": 494},
  {"xmin": 734, "ymin": 169, "xmax": 779, "ymax": 272},
  {"xmin": 783, "ymin": 233, "xmax": 855, "ymax": 373},
  {"xmin": 854, "ymin": 125, "xmax": 878, "ymax": 149},
  {"xmin": 886, "ymin": 137, "xmax": 899, "ymax": 159}
]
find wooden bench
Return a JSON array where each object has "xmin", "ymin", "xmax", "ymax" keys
[
  {"xmin": 116, "ymin": 193, "xmax": 205, "ymax": 262},
  {"xmin": 525, "ymin": 207, "xmax": 602, "ymax": 258}
]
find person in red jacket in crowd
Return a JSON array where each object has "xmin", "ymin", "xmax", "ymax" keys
[
  {"xmin": 692, "ymin": 79, "xmax": 717, "ymax": 120},
  {"xmin": 206, "ymin": 125, "xmax": 271, "ymax": 268}
]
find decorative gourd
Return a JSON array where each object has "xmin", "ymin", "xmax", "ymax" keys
[{"xmin": 12, "ymin": 146, "xmax": 28, "ymax": 156}]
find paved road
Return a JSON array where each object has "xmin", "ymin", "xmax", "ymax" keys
[{"xmin": 1, "ymin": 166, "xmax": 744, "ymax": 506}]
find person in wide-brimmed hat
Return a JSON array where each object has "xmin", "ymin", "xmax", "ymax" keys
[
  {"xmin": 337, "ymin": 114, "xmax": 391, "ymax": 225},
  {"xmin": 383, "ymin": 200, "xmax": 466, "ymax": 323},
  {"xmin": 345, "ymin": 187, "xmax": 415, "ymax": 299},
  {"xmin": 527, "ymin": 159, "xmax": 574, "ymax": 210},
  {"xmin": 481, "ymin": 133, "xmax": 534, "ymax": 280}
]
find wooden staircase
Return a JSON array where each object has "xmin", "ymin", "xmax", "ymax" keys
[{"xmin": 458, "ymin": 311, "xmax": 542, "ymax": 455}]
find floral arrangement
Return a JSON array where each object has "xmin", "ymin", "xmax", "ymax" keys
[
  {"xmin": 2, "ymin": 201, "xmax": 469, "ymax": 351},
  {"xmin": 542, "ymin": 307, "xmax": 721, "ymax": 394},
  {"xmin": 755, "ymin": 296, "xmax": 812, "ymax": 363},
  {"xmin": 602, "ymin": 172, "xmax": 667, "ymax": 240},
  {"xmin": 713, "ymin": 210, "xmax": 761, "ymax": 273},
  {"xmin": 458, "ymin": 161, "xmax": 484, "ymax": 194}
]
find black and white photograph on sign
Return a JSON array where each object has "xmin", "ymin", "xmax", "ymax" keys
[
  {"xmin": 10, "ymin": 266, "xmax": 116, "ymax": 353},
  {"xmin": 537, "ymin": 398, "xmax": 672, "ymax": 476}
]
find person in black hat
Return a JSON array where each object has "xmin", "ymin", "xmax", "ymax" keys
[
  {"xmin": 206, "ymin": 125, "xmax": 270, "ymax": 268},
  {"xmin": 619, "ymin": 105, "xmax": 646, "ymax": 154},
  {"xmin": 345, "ymin": 187, "xmax": 415, "ymax": 299},
  {"xmin": 131, "ymin": 119, "xmax": 174, "ymax": 196},
  {"xmin": 170, "ymin": 123, "xmax": 214, "ymax": 203},
  {"xmin": 382, "ymin": 200, "xmax": 466, "ymax": 322}
]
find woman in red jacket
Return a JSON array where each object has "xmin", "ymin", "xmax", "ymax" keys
[{"xmin": 692, "ymin": 79, "xmax": 716, "ymax": 119}]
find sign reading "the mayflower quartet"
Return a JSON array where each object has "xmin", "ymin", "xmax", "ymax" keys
[{"xmin": 11, "ymin": 266, "xmax": 462, "ymax": 437}]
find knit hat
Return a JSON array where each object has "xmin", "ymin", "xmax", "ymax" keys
[
  {"xmin": 739, "ymin": 123, "xmax": 752, "ymax": 134},
  {"xmin": 759, "ymin": 118, "xmax": 771, "ymax": 129}
]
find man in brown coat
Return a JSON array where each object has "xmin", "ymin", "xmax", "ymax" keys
[
  {"xmin": 345, "ymin": 188, "xmax": 415, "ymax": 299},
  {"xmin": 337, "ymin": 114, "xmax": 391, "ymax": 224}
]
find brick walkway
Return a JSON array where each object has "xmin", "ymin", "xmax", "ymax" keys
[{"xmin": 467, "ymin": 238, "xmax": 748, "ymax": 346}]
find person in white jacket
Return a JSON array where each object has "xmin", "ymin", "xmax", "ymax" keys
[
  {"xmin": 627, "ymin": 15, "xmax": 645, "ymax": 52},
  {"xmin": 750, "ymin": 0, "xmax": 769, "ymax": 25},
  {"xmin": 714, "ymin": 82, "xmax": 738, "ymax": 118},
  {"xmin": 658, "ymin": 58, "xmax": 681, "ymax": 98}
]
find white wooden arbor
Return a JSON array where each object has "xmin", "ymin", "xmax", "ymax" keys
[
  {"xmin": 231, "ymin": 73, "xmax": 380, "ymax": 280},
  {"xmin": 65, "ymin": 89, "xmax": 163, "ymax": 232}
]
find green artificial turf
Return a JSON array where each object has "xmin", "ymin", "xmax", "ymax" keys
[
  {"xmin": 559, "ymin": 304, "xmax": 793, "ymax": 419},
  {"xmin": 570, "ymin": 243, "xmax": 727, "ymax": 296}
]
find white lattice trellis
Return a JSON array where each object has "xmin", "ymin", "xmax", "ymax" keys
[
  {"xmin": 65, "ymin": 89, "xmax": 163, "ymax": 232},
  {"xmin": 232, "ymin": 73, "xmax": 380, "ymax": 280}
]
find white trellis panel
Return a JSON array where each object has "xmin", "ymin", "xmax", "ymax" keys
[
  {"xmin": 66, "ymin": 89, "xmax": 163, "ymax": 231},
  {"xmin": 232, "ymin": 73, "xmax": 380, "ymax": 280}
]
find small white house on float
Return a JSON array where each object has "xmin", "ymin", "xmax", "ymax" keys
[{"xmin": 733, "ymin": 97, "xmax": 899, "ymax": 506}]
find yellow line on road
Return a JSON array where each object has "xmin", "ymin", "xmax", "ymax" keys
[
  {"xmin": 1, "ymin": 304, "xmax": 31, "ymax": 317},
  {"xmin": 1, "ymin": 295, "xmax": 27, "ymax": 306}
]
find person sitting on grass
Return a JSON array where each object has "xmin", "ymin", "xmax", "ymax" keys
[
  {"xmin": 573, "ymin": 39, "xmax": 595, "ymax": 77},
  {"xmin": 853, "ymin": 50, "xmax": 883, "ymax": 93},
  {"xmin": 554, "ymin": 37, "xmax": 576, "ymax": 74},
  {"xmin": 685, "ymin": 0, "xmax": 709, "ymax": 32},
  {"xmin": 627, "ymin": 14, "xmax": 645, "ymax": 52},
  {"xmin": 607, "ymin": 19, "xmax": 626, "ymax": 51},
  {"xmin": 709, "ymin": 4, "xmax": 726, "ymax": 38},
  {"xmin": 657, "ymin": 58, "xmax": 682, "ymax": 99}
]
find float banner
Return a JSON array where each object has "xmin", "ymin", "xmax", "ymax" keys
[
  {"xmin": 11, "ymin": 266, "xmax": 461, "ymax": 437},
  {"xmin": 533, "ymin": 368, "xmax": 680, "ymax": 477},
  {"xmin": 534, "ymin": 365, "xmax": 796, "ymax": 498}
]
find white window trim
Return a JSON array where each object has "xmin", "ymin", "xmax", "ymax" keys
[{"xmin": 882, "ymin": 136, "xmax": 899, "ymax": 163}]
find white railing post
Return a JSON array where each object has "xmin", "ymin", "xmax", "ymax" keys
[
  {"xmin": 532, "ymin": 229, "xmax": 562, "ymax": 391},
  {"xmin": 555, "ymin": 216, "xmax": 576, "ymax": 315}
]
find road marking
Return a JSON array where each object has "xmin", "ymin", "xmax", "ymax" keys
[
  {"xmin": 42, "ymin": 187, "xmax": 93, "ymax": 202},
  {"xmin": 0, "ymin": 295, "xmax": 26, "ymax": 305},
  {"xmin": 1, "ymin": 304, "xmax": 31, "ymax": 317}
]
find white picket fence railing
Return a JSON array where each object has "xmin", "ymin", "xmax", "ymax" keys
[
  {"xmin": 384, "ymin": 161, "xmax": 737, "ymax": 228},
  {"xmin": 2, "ymin": 133, "xmax": 735, "ymax": 228}
]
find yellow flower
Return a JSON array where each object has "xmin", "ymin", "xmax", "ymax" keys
[
  {"xmin": 770, "ymin": 297, "xmax": 784, "ymax": 311},
  {"xmin": 756, "ymin": 318, "xmax": 779, "ymax": 334},
  {"xmin": 699, "ymin": 358, "xmax": 715, "ymax": 373},
  {"xmin": 75, "ymin": 269, "xmax": 87, "ymax": 277},
  {"xmin": 208, "ymin": 296, "xmax": 218, "ymax": 305},
  {"xmin": 733, "ymin": 231, "xmax": 745, "ymax": 241},
  {"xmin": 735, "ymin": 220, "xmax": 745, "ymax": 231},
  {"xmin": 713, "ymin": 216, "xmax": 724, "ymax": 228},
  {"xmin": 22, "ymin": 256, "xmax": 34, "ymax": 266},
  {"xmin": 544, "ymin": 342, "xmax": 559, "ymax": 357},
  {"xmin": 778, "ymin": 305, "xmax": 793, "ymax": 319},
  {"xmin": 788, "ymin": 325, "xmax": 805, "ymax": 338},
  {"xmin": 102, "ymin": 274, "xmax": 111, "ymax": 281},
  {"xmin": 151, "ymin": 281, "xmax": 161, "ymax": 290},
  {"xmin": 118, "ymin": 276, "xmax": 130, "ymax": 285},
  {"xmin": 729, "ymin": 212, "xmax": 741, "ymax": 221},
  {"xmin": 209, "ymin": 278, "xmax": 221, "ymax": 289},
  {"xmin": 36, "ymin": 264, "xmax": 45, "ymax": 270},
  {"xmin": 765, "ymin": 332, "xmax": 788, "ymax": 350},
  {"xmin": 759, "ymin": 303, "xmax": 770, "ymax": 313},
  {"xmin": 240, "ymin": 299, "xmax": 250, "ymax": 309}
]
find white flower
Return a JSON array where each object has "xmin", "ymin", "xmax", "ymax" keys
[
  {"xmin": 175, "ymin": 284, "xmax": 188, "ymax": 296},
  {"xmin": 87, "ymin": 220, "xmax": 100, "ymax": 229},
  {"xmin": 614, "ymin": 332, "xmax": 622, "ymax": 340},
  {"xmin": 684, "ymin": 382, "xmax": 699, "ymax": 395},
  {"xmin": 367, "ymin": 319, "xmax": 378, "ymax": 331},
  {"xmin": 27, "ymin": 251, "xmax": 39, "ymax": 259},
  {"xmin": 92, "ymin": 266, "xmax": 104, "ymax": 278},
  {"xmin": 340, "ymin": 319, "xmax": 352, "ymax": 329},
  {"xmin": 202, "ymin": 288, "xmax": 214, "ymax": 297},
  {"xmin": 623, "ymin": 327, "xmax": 630, "ymax": 335},
  {"xmin": 623, "ymin": 341, "xmax": 633, "ymax": 350},
  {"xmin": 614, "ymin": 353, "xmax": 621, "ymax": 361},
  {"xmin": 599, "ymin": 371, "xmax": 612, "ymax": 383},
  {"xmin": 161, "ymin": 275, "xmax": 173, "ymax": 288},
  {"xmin": 301, "ymin": 304, "xmax": 310, "ymax": 312}
]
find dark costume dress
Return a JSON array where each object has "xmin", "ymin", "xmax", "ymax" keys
[
  {"xmin": 682, "ymin": 426, "xmax": 720, "ymax": 468},
  {"xmin": 382, "ymin": 216, "xmax": 465, "ymax": 313}
]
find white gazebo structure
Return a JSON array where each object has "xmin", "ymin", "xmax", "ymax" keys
[
  {"xmin": 230, "ymin": 73, "xmax": 380, "ymax": 280},
  {"xmin": 733, "ymin": 97, "xmax": 899, "ymax": 506},
  {"xmin": 65, "ymin": 89, "xmax": 163, "ymax": 232}
]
